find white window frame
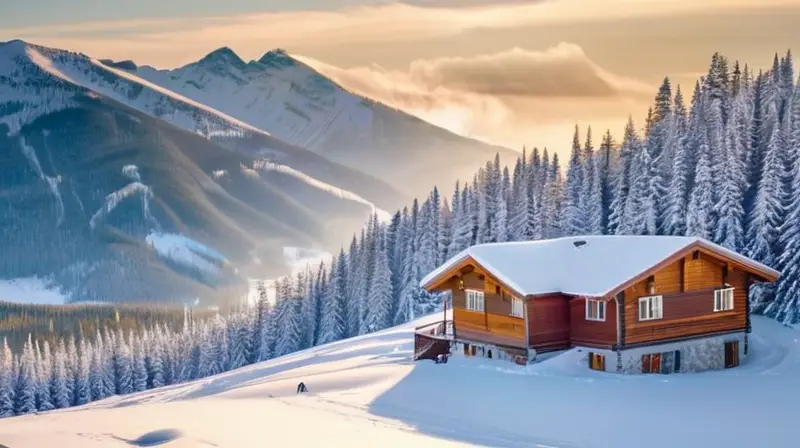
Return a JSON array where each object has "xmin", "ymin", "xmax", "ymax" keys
[
  {"xmin": 466, "ymin": 289, "xmax": 485, "ymax": 313},
  {"xmin": 714, "ymin": 287, "xmax": 735, "ymax": 312},
  {"xmin": 510, "ymin": 296, "xmax": 524, "ymax": 318},
  {"xmin": 638, "ymin": 295, "xmax": 663, "ymax": 321},
  {"xmin": 585, "ymin": 299, "xmax": 606, "ymax": 322}
]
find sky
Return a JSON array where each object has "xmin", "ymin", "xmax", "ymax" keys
[{"xmin": 3, "ymin": 0, "xmax": 800, "ymax": 157}]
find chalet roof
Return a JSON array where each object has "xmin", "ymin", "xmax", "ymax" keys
[{"xmin": 419, "ymin": 235, "xmax": 780, "ymax": 298}]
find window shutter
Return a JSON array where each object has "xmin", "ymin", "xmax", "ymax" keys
[
  {"xmin": 674, "ymin": 350, "xmax": 681, "ymax": 373},
  {"xmin": 588, "ymin": 352, "xmax": 594, "ymax": 368}
]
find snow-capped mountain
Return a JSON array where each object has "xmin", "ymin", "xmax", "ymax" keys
[
  {"xmin": 127, "ymin": 47, "xmax": 518, "ymax": 200},
  {"xmin": 0, "ymin": 40, "xmax": 402, "ymax": 209},
  {"xmin": 0, "ymin": 40, "xmax": 400, "ymax": 305}
]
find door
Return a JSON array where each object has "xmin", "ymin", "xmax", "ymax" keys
[
  {"xmin": 651, "ymin": 353, "xmax": 661, "ymax": 373},
  {"xmin": 724, "ymin": 341, "xmax": 740, "ymax": 368}
]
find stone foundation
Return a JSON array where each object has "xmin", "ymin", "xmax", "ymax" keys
[{"xmin": 581, "ymin": 332, "xmax": 747, "ymax": 374}]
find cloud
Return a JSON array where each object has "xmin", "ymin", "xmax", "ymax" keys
[
  {"xmin": 297, "ymin": 43, "xmax": 653, "ymax": 152},
  {"xmin": 3, "ymin": 0, "xmax": 795, "ymax": 68}
]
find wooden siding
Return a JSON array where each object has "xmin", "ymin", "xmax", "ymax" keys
[
  {"xmin": 456, "ymin": 326, "xmax": 527, "ymax": 349},
  {"xmin": 451, "ymin": 269, "xmax": 526, "ymax": 347},
  {"xmin": 623, "ymin": 252, "xmax": 749, "ymax": 346},
  {"xmin": 527, "ymin": 296, "xmax": 571, "ymax": 351},
  {"xmin": 570, "ymin": 298, "xmax": 617, "ymax": 348}
]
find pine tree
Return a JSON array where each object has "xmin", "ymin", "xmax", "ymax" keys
[
  {"xmin": 113, "ymin": 330, "xmax": 133, "ymax": 395},
  {"xmin": 564, "ymin": 125, "xmax": 585, "ymax": 235},
  {"xmin": 663, "ymin": 87, "xmax": 692, "ymax": 235},
  {"xmin": 713, "ymin": 117, "xmax": 747, "ymax": 251},
  {"xmin": 364, "ymin": 237, "xmax": 394, "ymax": 333},
  {"xmin": 746, "ymin": 125, "xmax": 786, "ymax": 266},
  {"xmin": 0, "ymin": 339, "xmax": 14, "ymax": 417},
  {"xmin": 35, "ymin": 341, "xmax": 54, "ymax": 412},
  {"xmin": 50, "ymin": 341, "xmax": 70, "ymax": 408},
  {"xmin": 686, "ymin": 131, "xmax": 716, "ymax": 239},
  {"xmin": 318, "ymin": 254, "xmax": 346, "ymax": 344},
  {"xmin": 13, "ymin": 337, "xmax": 36, "ymax": 415},
  {"xmin": 73, "ymin": 339, "xmax": 91, "ymax": 405},
  {"xmin": 608, "ymin": 117, "xmax": 639, "ymax": 234}
]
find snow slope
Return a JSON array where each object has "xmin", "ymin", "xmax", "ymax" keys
[
  {"xmin": 0, "ymin": 277, "xmax": 67, "ymax": 305},
  {"xmin": 0, "ymin": 313, "xmax": 797, "ymax": 447}
]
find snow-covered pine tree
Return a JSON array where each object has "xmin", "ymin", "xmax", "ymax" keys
[
  {"xmin": 319, "ymin": 253, "xmax": 346, "ymax": 344},
  {"xmin": 663, "ymin": 86, "xmax": 692, "ymax": 235},
  {"xmin": 543, "ymin": 153, "xmax": 564, "ymax": 238},
  {"xmin": 113, "ymin": 330, "xmax": 133, "ymax": 395},
  {"xmin": 226, "ymin": 312, "xmax": 249, "ymax": 371},
  {"xmin": 0, "ymin": 339, "xmax": 13, "ymax": 417},
  {"xmin": 363, "ymin": 232, "xmax": 394, "ymax": 333},
  {"xmin": 13, "ymin": 337, "xmax": 36, "ymax": 415},
  {"xmin": 345, "ymin": 235, "xmax": 361, "ymax": 338},
  {"xmin": 299, "ymin": 265, "xmax": 320, "ymax": 349},
  {"xmin": 89, "ymin": 337, "xmax": 107, "ymax": 401},
  {"xmin": 564, "ymin": 125, "xmax": 585, "ymax": 235},
  {"xmin": 766, "ymin": 79, "xmax": 800, "ymax": 324},
  {"xmin": 73, "ymin": 338, "xmax": 91, "ymax": 405},
  {"xmin": 492, "ymin": 178, "xmax": 509, "ymax": 242},
  {"xmin": 131, "ymin": 333, "xmax": 148, "ymax": 393},
  {"xmin": 275, "ymin": 288, "xmax": 303, "ymax": 357},
  {"xmin": 608, "ymin": 117, "xmax": 639, "ymax": 234},
  {"xmin": 713, "ymin": 113, "xmax": 747, "ymax": 251},
  {"xmin": 35, "ymin": 341, "xmax": 54, "ymax": 411},
  {"xmin": 49, "ymin": 340, "xmax": 70, "ymax": 408},
  {"xmin": 579, "ymin": 127, "xmax": 597, "ymax": 234},
  {"xmin": 64, "ymin": 336, "xmax": 77, "ymax": 405},
  {"xmin": 251, "ymin": 280, "xmax": 270, "ymax": 363},
  {"xmin": 686, "ymin": 129, "xmax": 716, "ymax": 239},
  {"xmin": 746, "ymin": 125, "xmax": 787, "ymax": 266}
]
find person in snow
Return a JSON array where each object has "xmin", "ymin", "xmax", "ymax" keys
[{"xmin": 297, "ymin": 382, "xmax": 308, "ymax": 394}]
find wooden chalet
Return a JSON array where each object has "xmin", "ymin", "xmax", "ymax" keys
[{"xmin": 415, "ymin": 235, "xmax": 779, "ymax": 374}]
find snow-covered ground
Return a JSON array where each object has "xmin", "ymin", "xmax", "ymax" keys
[
  {"xmin": 0, "ymin": 277, "xmax": 67, "ymax": 305},
  {"xmin": 0, "ymin": 313, "xmax": 797, "ymax": 447}
]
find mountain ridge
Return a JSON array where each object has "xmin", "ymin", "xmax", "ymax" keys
[{"xmin": 115, "ymin": 44, "xmax": 519, "ymax": 201}]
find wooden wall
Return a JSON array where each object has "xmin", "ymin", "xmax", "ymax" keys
[
  {"xmin": 527, "ymin": 296, "xmax": 571, "ymax": 351},
  {"xmin": 570, "ymin": 298, "xmax": 617, "ymax": 348},
  {"xmin": 451, "ymin": 269, "xmax": 525, "ymax": 348},
  {"xmin": 623, "ymin": 252, "xmax": 748, "ymax": 346}
]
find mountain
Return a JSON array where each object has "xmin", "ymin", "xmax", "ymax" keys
[
  {"xmin": 1, "ymin": 313, "xmax": 797, "ymax": 447},
  {"xmin": 0, "ymin": 40, "xmax": 400, "ymax": 305},
  {"xmin": 125, "ymin": 47, "xmax": 518, "ymax": 200}
]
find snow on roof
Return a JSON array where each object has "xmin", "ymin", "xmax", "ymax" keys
[{"xmin": 420, "ymin": 235, "xmax": 779, "ymax": 298}]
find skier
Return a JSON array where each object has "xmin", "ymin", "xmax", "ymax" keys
[{"xmin": 296, "ymin": 382, "xmax": 308, "ymax": 394}]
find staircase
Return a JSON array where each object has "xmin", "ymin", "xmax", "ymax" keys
[{"xmin": 413, "ymin": 320, "xmax": 452, "ymax": 361}]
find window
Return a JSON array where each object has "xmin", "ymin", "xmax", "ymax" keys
[
  {"xmin": 714, "ymin": 287, "xmax": 734, "ymax": 312},
  {"xmin": 510, "ymin": 297, "xmax": 524, "ymax": 318},
  {"xmin": 588, "ymin": 352, "xmax": 605, "ymax": 371},
  {"xmin": 466, "ymin": 289, "xmax": 485, "ymax": 312},
  {"xmin": 638, "ymin": 295, "xmax": 663, "ymax": 321},
  {"xmin": 585, "ymin": 299, "xmax": 606, "ymax": 321}
]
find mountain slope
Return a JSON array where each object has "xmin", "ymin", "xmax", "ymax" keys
[
  {"xmin": 0, "ymin": 40, "xmax": 403, "ymax": 210},
  {"xmin": 127, "ymin": 47, "xmax": 518, "ymax": 200},
  {"xmin": 0, "ymin": 40, "xmax": 396, "ymax": 304},
  {"xmin": 0, "ymin": 314, "xmax": 796, "ymax": 447}
]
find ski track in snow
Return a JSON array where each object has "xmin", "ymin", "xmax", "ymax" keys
[
  {"xmin": 1, "ymin": 314, "xmax": 798, "ymax": 447},
  {"xmin": 252, "ymin": 159, "xmax": 392, "ymax": 222}
]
